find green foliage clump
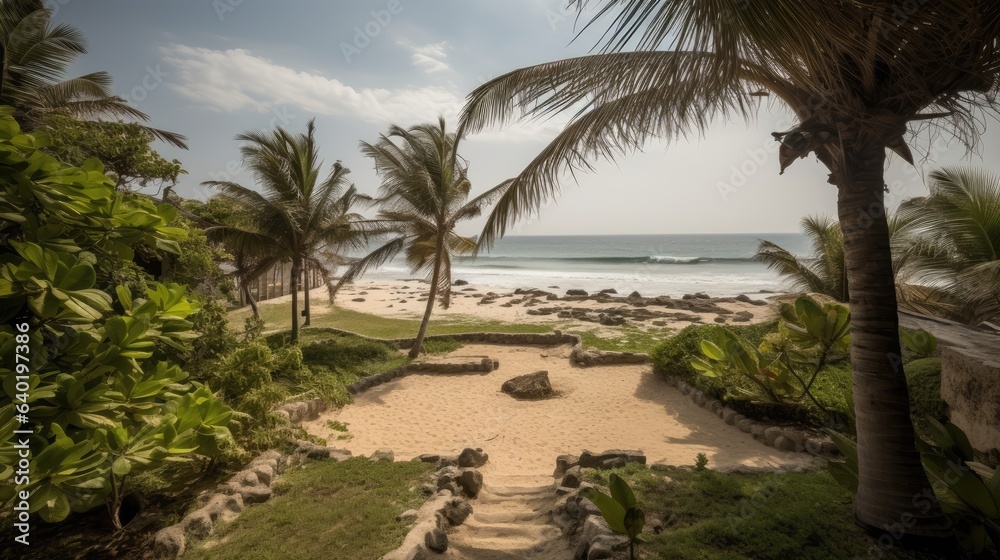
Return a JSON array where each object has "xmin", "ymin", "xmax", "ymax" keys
[
  {"xmin": 906, "ymin": 358, "xmax": 948, "ymax": 434},
  {"xmin": 651, "ymin": 320, "xmax": 778, "ymax": 384},
  {"xmin": 0, "ymin": 108, "xmax": 232, "ymax": 525}
]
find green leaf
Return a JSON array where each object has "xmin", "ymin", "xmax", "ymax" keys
[
  {"xmin": 623, "ymin": 506, "xmax": 645, "ymax": 540},
  {"xmin": 610, "ymin": 473, "xmax": 637, "ymax": 509},
  {"xmin": 700, "ymin": 340, "xmax": 725, "ymax": 361},
  {"xmin": 112, "ymin": 457, "xmax": 132, "ymax": 476},
  {"xmin": 580, "ymin": 487, "xmax": 627, "ymax": 533}
]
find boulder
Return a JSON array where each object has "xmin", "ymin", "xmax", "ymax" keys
[
  {"xmin": 351, "ymin": 298, "xmax": 365, "ymax": 302},
  {"xmin": 371, "ymin": 448, "xmax": 395, "ymax": 462},
  {"xmin": 443, "ymin": 498, "xmax": 473, "ymax": 525},
  {"xmin": 501, "ymin": 371, "xmax": 554, "ymax": 400},
  {"xmin": 458, "ymin": 448, "xmax": 489, "ymax": 468},
  {"xmin": 456, "ymin": 469, "xmax": 484, "ymax": 498},
  {"xmin": 598, "ymin": 288, "xmax": 618, "ymax": 295},
  {"xmin": 555, "ymin": 454, "xmax": 580, "ymax": 476},
  {"xmin": 424, "ymin": 528, "xmax": 448, "ymax": 553},
  {"xmin": 579, "ymin": 449, "xmax": 646, "ymax": 468},
  {"xmin": 453, "ymin": 279, "xmax": 469, "ymax": 286},
  {"xmin": 152, "ymin": 526, "xmax": 186, "ymax": 559},
  {"xmin": 561, "ymin": 466, "xmax": 582, "ymax": 489},
  {"xmin": 566, "ymin": 289, "xmax": 589, "ymax": 296}
]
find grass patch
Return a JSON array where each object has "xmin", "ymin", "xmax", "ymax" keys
[
  {"xmin": 230, "ymin": 303, "xmax": 554, "ymax": 340},
  {"xmin": 570, "ymin": 324, "xmax": 677, "ymax": 354},
  {"xmin": 587, "ymin": 463, "xmax": 953, "ymax": 560},
  {"xmin": 184, "ymin": 458, "xmax": 433, "ymax": 560}
]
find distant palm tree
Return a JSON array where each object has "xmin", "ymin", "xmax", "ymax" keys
[
  {"xmin": 460, "ymin": 0, "xmax": 1000, "ymax": 540},
  {"xmin": 0, "ymin": 0, "xmax": 186, "ymax": 148},
  {"xmin": 335, "ymin": 118, "xmax": 506, "ymax": 358},
  {"xmin": 897, "ymin": 167, "xmax": 1000, "ymax": 325},
  {"xmin": 755, "ymin": 216, "xmax": 848, "ymax": 302},
  {"xmin": 204, "ymin": 120, "xmax": 372, "ymax": 343}
]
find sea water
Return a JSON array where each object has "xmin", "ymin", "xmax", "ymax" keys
[{"xmin": 363, "ymin": 233, "xmax": 810, "ymax": 298}]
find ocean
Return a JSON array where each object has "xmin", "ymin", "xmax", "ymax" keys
[{"xmin": 365, "ymin": 233, "xmax": 811, "ymax": 298}]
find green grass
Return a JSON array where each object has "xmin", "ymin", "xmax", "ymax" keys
[
  {"xmin": 587, "ymin": 463, "xmax": 954, "ymax": 560},
  {"xmin": 569, "ymin": 324, "xmax": 677, "ymax": 354},
  {"xmin": 231, "ymin": 302, "xmax": 554, "ymax": 340},
  {"xmin": 184, "ymin": 458, "xmax": 433, "ymax": 560}
]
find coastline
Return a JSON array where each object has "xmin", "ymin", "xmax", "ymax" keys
[{"xmin": 258, "ymin": 277, "xmax": 780, "ymax": 332}]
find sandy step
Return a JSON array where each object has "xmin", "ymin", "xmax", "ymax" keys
[
  {"xmin": 446, "ymin": 542, "xmax": 562, "ymax": 560},
  {"xmin": 469, "ymin": 509, "xmax": 550, "ymax": 524}
]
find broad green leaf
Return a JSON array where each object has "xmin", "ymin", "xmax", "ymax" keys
[
  {"xmin": 700, "ymin": 340, "xmax": 725, "ymax": 361},
  {"xmin": 580, "ymin": 487, "xmax": 627, "ymax": 533},
  {"xmin": 609, "ymin": 473, "xmax": 637, "ymax": 509}
]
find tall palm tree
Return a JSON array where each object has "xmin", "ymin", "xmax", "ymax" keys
[
  {"xmin": 897, "ymin": 167, "xmax": 1000, "ymax": 324},
  {"xmin": 460, "ymin": 0, "xmax": 1000, "ymax": 541},
  {"xmin": 204, "ymin": 120, "xmax": 372, "ymax": 343},
  {"xmin": 335, "ymin": 118, "xmax": 506, "ymax": 358},
  {"xmin": 755, "ymin": 215, "xmax": 848, "ymax": 301},
  {"xmin": 0, "ymin": 0, "xmax": 186, "ymax": 148}
]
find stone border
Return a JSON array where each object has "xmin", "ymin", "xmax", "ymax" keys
[
  {"xmin": 380, "ymin": 448, "xmax": 487, "ymax": 559},
  {"xmin": 663, "ymin": 376, "xmax": 838, "ymax": 456},
  {"xmin": 276, "ymin": 397, "xmax": 327, "ymax": 424},
  {"xmin": 151, "ymin": 450, "xmax": 289, "ymax": 559}
]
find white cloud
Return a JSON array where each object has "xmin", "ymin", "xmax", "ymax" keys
[
  {"xmin": 400, "ymin": 41, "xmax": 450, "ymax": 73},
  {"xmin": 160, "ymin": 44, "xmax": 461, "ymax": 124}
]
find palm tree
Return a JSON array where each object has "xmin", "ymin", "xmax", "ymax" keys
[
  {"xmin": 459, "ymin": 0, "xmax": 1000, "ymax": 541},
  {"xmin": 897, "ymin": 167, "xmax": 1000, "ymax": 325},
  {"xmin": 755, "ymin": 215, "xmax": 848, "ymax": 301},
  {"xmin": 335, "ymin": 118, "xmax": 506, "ymax": 358},
  {"xmin": 0, "ymin": 0, "xmax": 186, "ymax": 148},
  {"xmin": 204, "ymin": 120, "xmax": 372, "ymax": 343}
]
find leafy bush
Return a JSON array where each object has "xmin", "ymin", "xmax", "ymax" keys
[
  {"xmin": 0, "ymin": 108, "xmax": 232, "ymax": 525},
  {"xmin": 906, "ymin": 358, "xmax": 948, "ymax": 433},
  {"xmin": 650, "ymin": 320, "xmax": 777, "ymax": 384}
]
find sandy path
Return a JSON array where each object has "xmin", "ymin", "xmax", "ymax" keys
[{"xmin": 302, "ymin": 343, "xmax": 810, "ymax": 477}]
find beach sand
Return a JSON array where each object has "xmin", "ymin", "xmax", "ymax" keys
[
  {"xmin": 260, "ymin": 278, "xmax": 777, "ymax": 333},
  {"xmin": 302, "ymin": 343, "xmax": 812, "ymax": 477}
]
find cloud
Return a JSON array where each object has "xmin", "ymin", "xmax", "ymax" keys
[
  {"xmin": 160, "ymin": 44, "xmax": 461, "ymax": 124},
  {"xmin": 401, "ymin": 41, "xmax": 450, "ymax": 73}
]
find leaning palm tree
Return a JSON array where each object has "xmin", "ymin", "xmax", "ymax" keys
[
  {"xmin": 204, "ymin": 120, "xmax": 372, "ymax": 343},
  {"xmin": 755, "ymin": 215, "xmax": 848, "ymax": 302},
  {"xmin": 897, "ymin": 167, "xmax": 1000, "ymax": 325},
  {"xmin": 335, "ymin": 118, "xmax": 506, "ymax": 358},
  {"xmin": 460, "ymin": 0, "xmax": 1000, "ymax": 542},
  {"xmin": 0, "ymin": 0, "xmax": 186, "ymax": 147}
]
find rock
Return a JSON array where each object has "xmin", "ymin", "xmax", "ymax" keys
[
  {"xmin": 751, "ymin": 423, "xmax": 768, "ymax": 439},
  {"xmin": 574, "ymin": 541, "xmax": 590, "ymax": 560},
  {"xmin": 548, "ymin": 285, "xmax": 560, "ymax": 289},
  {"xmin": 722, "ymin": 408, "xmax": 740, "ymax": 425},
  {"xmin": 737, "ymin": 418, "xmax": 755, "ymax": 433},
  {"xmin": 627, "ymin": 291, "xmax": 642, "ymax": 300},
  {"xmin": 152, "ymin": 526, "xmax": 186, "ymax": 559},
  {"xmin": 714, "ymin": 316, "xmax": 727, "ymax": 323},
  {"xmin": 556, "ymin": 454, "xmax": 580, "ymax": 475},
  {"xmin": 501, "ymin": 371, "xmax": 554, "ymax": 400},
  {"xmin": 418, "ymin": 454, "xmax": 441, "ymax": 463},
  {"xmin": 443, "ymin": 498, "xmax": 473, "ymax": 525},
  {"xmin": 598, "ymin": 314, "xmax": 626, "ymax": 326},
  {"xmin": 651, "ymin": 320, "xmax": 667, "ymax": 326},
  {"xmin": 774, "ymin": 435, "xmax": 798, "ymax": 452},
  {"xmin": 599, "ymin": 288, "xmax": 618, "ymax": 295},
  {"xmin": 561, "ymin": 466, "xmax": 582, "ymax": 488},
  {"xmin": 735, "ymin": 294, "xmax": 752, "ymax": 302},
  {"xmin": 732, "ymin": 310, "xmax": 754, "ymax": 323},
  {"xmin": 601, "ymin": 457, "xmax": 628, "ymax": 469},
  {"xmin": 587, "ymin": 537, "xmax": 615, "ymax": 559},
  {"xmin": 397, "ymin": 509, "xmax": 419, "ymax": 522},
  {"xmin": 351, "ymin": 298, "xmax": 366, "ymax": 302},
  {"xmin": 425, "ymin": 528, "xmax": 448, "ymax": 553},
  {"xmin": 454, "ymin": 279, "xmax": 469, "ymax": 286},
  {"xmin": 458, "ymin": 448, "xmax": 489, "ymax": 468},
  {"xmin": 371, "ymin": 448, "xmax": 395, "ymax": 462},
  {"xmin": 181, "ymin": 510, "xmax": 214, "ymax": 539},
  {"xmin": 456, "ymin": 469, "xmax": 484, "ymax": 498},
  {"xmin": 566, "ymin": 289, "xmax": 589, "ymax": 296},
  {"xmin": 579, "ymin": 449, "xmax": 646, "ymax": 468},
  {"xmin": 202, "ymin": 493, "xmax": 243, "ymax": 522},
  {"xmin": 764, "ymin": 426, "xmax": 784, "ymax": 447}
]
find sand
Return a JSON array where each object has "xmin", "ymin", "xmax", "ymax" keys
[
  {"xmin": 302, "ymin": 343, "xmax": 811, "ymax": 477},
  {"xmin": 259, "ymin": 278, "xmax": 775, "ymax": 333}
]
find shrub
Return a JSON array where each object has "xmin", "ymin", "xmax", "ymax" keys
[
  {"xmin": 0, "ymin": 108, "xmax": 232, "ymax": 525},
  {"xmin": 906, "ymin": 357, "xmax": 948, "ymax": 433}
]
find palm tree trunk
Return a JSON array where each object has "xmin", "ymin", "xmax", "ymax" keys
[
  {"xmin": 835, "ymin": 143, "xmax": 949, "ymax": 540},
  {"xmin": 409, "ymin": 235, "xmax": 444, "ymax": 359},
  {"xmin": 290, "ymin": 259, "xmax": 300, "ymax": 344},
  {"xmin": 242, "ymin": 280, "xmax": 260, "ymax": 319},
  {"xmin": 303, "ymin": 260, "xmax": 311, "ymax": 327}
]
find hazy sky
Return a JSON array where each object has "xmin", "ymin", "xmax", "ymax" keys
[{"xmin": 56, "ymin": 0, "xmax": 1000, "ymax": 235}]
